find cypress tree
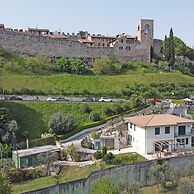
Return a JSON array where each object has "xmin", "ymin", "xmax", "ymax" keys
[
  {"xmin": 163, "ymin": 35, "xmax": 170, "ymax": 61},
  {"xmin": 169, "ymin": 28, "xmax": 175, "ymax": 69}
]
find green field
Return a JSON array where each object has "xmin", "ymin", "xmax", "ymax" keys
[
  {"xmin": 3, "ymin": 72, "xmax": 194, "ymax": 96},
  {"xmin": 0, "ymin": 101, "xmax": 119, "ymax": 140}
]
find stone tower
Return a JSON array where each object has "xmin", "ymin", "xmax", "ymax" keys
[{"xmin": 137, "ymin": 19, "xmax": 154, "ymax": 46}]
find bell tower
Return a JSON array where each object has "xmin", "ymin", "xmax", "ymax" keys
[{"xmin": 137, "ymin": 19, "xmax": 154, "ymax": 46}]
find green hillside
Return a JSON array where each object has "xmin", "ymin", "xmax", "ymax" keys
[
  {"xmin": 0, "ymin": 101, "xmax": 118, "ymax": 140},
  {"xmin": 3, "ymin": 72, "xmax": 194, "ymax": 97}
]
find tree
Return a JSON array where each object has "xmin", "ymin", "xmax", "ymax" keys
[
  {"xmin": 163, "ymin": 35, "xmax": 170, "ymax": 62},
  {"xmin": 174, "ymin": 36, "xmax": 186, "ymax": 57},
  {"xmin": 48, "ymin": 113, "xmax": 76, "ymax": 135},
  {"xmin": 0, "ymin": 108, "xmax": 18, "ymax": 146},
  {"xmin": 128, "ymin": 182, "xmax": 142, "ymax": 194},
  {"xmin": 93, "ymin": 56, "xmax": 121, "ymax": 75},
  {"xmin": 91, "ymin": 178, "xmax": 119, "ymax": 194},
  {"xmin": 37, "ymin": 152, "xmax": 58, "ymax": 176},
  {"xmin": 56, "ymin": 57, "xmax": 87, "ymax": 74},
  {"xmin": 169, "ymin": 28, "xmax": 175, "ymax": 69},
  {"xmin": 0, "ymin": 173, "xmax": 12, "ymax": 194},
  {"xmin": 178, "ymin": 178, "xmax": 194, "ymax": 194},
  {"xmin": 149, "ymin": 162, "xmax": 173, "ymax": 191}
]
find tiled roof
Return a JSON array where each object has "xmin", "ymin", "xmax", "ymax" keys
[
  {"xmin": 126, "ymin": 114, "xmax": 194, "ymax": 127},
  {"xmin": 79, "ymin": 39, "xmax": 94, "ymax": 43}
]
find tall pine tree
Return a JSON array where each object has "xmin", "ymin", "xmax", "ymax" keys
[
  {"xmin": 169, "ymin": 28, "xmax": 175, "ymax": 69},
  {"xmin": 164, "ymin": 35, "xmax": 170, "ymax": 61}
]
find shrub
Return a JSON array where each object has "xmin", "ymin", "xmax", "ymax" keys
[
  {"xmin": 89, "ymin": 112, "xmax": 101, "ymax": 121},
  {"xmin": 48, "ymin": 113, "xmax": 76, "ymax": 135},
  {"xmin": 7, "ymin": 167, "xmax": 44, "ymax": 183},
  {"xmin": 66, "ymin": 144, "xmax": 81, "ymax": 162},
  {"xmin": 89, "ymin": 131, "xmax": 101, "ymax": 139},
  {"xmin": 81, "ymin": 104, "xmax": 92, "ymax": 114},
  {"xmin": 93, "ymin": 150, "xmax": 103, "ymax": 160},
  {"xmin": 103, "ymin": 152, "xmax": 115, "ymax": 164},
  {"xmin": 112, "ymin": 104, "xmax": 124, "ymax": 114},
  {"xmin": 104, "ymin": 107, "xmax": 114, "ymax": 116},
  {"xmin": 56, "ymin": 57, "xmax": 87, "ymax": 74},
  {"xmin": 102, "ymin": 146, "xmax": 107, "ymax": 157}
]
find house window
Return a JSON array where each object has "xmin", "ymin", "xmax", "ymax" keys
[
  {"xmin": 130, "ymin": 123, "xmax": 132, "ymax": 129},
  {"xmin": 134, "ymin": 124, "xmax": 136, "ymax": 131},
  {"xmin": 165, "ymin": 127, "xmax": 170, "ymax": 134},
  {"xmin": 102, "ymin": 43, "xmax": 105, "ymax": 47},
  {"xmin": 120, "ymin": 39, "xmax": 123, "ymax": 43},
  {"xmin": 98, "ymin": 43, "xmax": 100, "ymax": 46},
  {"xmin": 178, "ymin": 126, "xmax": 186, "ymax": 136},
  {"xmin": 186, "ymin": 138, "xmax": 189, "ymax": 145},
  {"xmin": 155, "ymin": 128, "xmax": 160, "ymax": 135},
  {"xmin": 119, "ymin": 46, "xmax": 123, "ymax": 50},
  {"xmin": 126, "ymin": 46, "xmax": 131, "ymax": 50}
]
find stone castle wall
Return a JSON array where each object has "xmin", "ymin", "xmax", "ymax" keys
[{"xmin": 0, "ymin": 30, "xmax": 151, "ymax": 62}]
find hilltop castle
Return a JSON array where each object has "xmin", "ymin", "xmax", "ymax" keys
[{"xmin": 0, "ymin": 19, "xmax": 161, "ymax": 63}]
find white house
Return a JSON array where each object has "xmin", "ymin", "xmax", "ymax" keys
[{"xmin": 126, "ymin": 114, "xmax": 194, "ymax": 154}]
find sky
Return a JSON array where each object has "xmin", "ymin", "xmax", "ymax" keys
[{"xmin": 0, "ymin": 0, "xmax": 193, "ymax": 47}]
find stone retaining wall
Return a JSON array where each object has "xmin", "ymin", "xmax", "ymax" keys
[{"xmin": 23, "ymin": 155, "xmax": 194, "ymax": 194}]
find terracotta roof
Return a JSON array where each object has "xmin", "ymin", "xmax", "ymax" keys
[
  {"xmin": 79, "ymin": 39, "xmax": 94, "ymax": 43},
  {"xmin": 126, "ymin": 114, "xmax": 194, "ymax": 127}
]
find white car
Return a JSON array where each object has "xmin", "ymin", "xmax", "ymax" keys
[
  {"xmin": 46, "ymin": 97, "xmax": 57, "ymax": 101},
  {"xmin": 99, "ymin": 97, "xmax": 113, "ymax": 102}
]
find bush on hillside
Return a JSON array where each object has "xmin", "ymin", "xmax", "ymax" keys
[
  {"xmin": 89, "ymin": 112, "xmax": 101, "ymax": 121},
  {"xmin": 112, "ymin": 104, "xmax": 124, "ymax": 114},
  {"xmin": 56, "ymin": 57, "xmax": 87, "ymax": 74},
  {"xmin": 81, "ymin": 104, "xmax": 92, "ymax": 114},
  {"xmin": 48, "ymin": 112, "xmax": 76, "ymax": 135},
  {"xmin": 104, "ymin": 107, "xmax": 114, "ymax": 116}
]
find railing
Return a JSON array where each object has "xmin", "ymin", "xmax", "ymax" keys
[{"xmin": 175, "ymin": 132, "xmax": 192, "ymax": 137}]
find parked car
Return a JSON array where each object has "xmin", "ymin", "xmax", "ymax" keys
[
  {"xmin": 82, "ymin": 97, "xmax": 95, "ymax": 102},
  {"xmin": 46, "ymin": 97, "xmax": 57, "ymax": 101},
  {"xmin": 9, "ymin": 96, "xmax": 23, "ymax": 101},
  {"xmin": 99, "ymin": 97, "xmax": 113, "ymax": 102},
  {"xmin": 56, "ymin": 97, "xmax": 69, "ymax": 102}
]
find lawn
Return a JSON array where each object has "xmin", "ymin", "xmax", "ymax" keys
[
  {"xmin": 0, "ymin": 101, "xmax": 119, "ymax": 140},
  {"xmin": 12, "ymin": 165, "xmax": 101, "ymax": 194},
  {"xmin": 3, "ymin": 72, "xmax": 194, "ymax": 96}
]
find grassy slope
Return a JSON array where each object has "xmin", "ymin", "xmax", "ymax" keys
[
  {"xmin": 0, "ymin": 101, "xmax": 115, "ymax": 140},
  {"xmin": 3, "ymin": 72, "xmax": 194, "ymax": 95}
]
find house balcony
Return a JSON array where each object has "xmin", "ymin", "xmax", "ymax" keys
[{"xmin": 175, "ymin": 132, "xmax": 192, "ymax": 137}]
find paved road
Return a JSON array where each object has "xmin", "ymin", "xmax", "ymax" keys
[{"xmin": 2, "ymin": 95, "xmax": 128, "ymax": 103}]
